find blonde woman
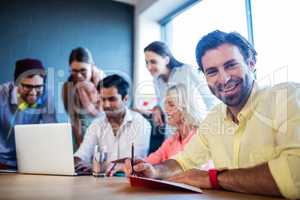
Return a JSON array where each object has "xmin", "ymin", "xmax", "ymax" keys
[{"xmin": 145, "ymin": 84, "xmax": 203, "ymax": 164}]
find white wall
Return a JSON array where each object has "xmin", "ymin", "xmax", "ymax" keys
[
  {"xmin": 133, "ymin": 0, "xmax": 193, "ymax": 109},
  {"xmin": 133, "ymin": 0, "xmax": 161, "ymax": 110}
]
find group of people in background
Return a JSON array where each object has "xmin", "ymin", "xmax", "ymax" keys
[
  {"xmin": 0, "ymin": 30, "xmax": 299, "ymax": 199},
  {"xmin": 0, "ymin": 36, "xmax": 215, "ymax": 171}
]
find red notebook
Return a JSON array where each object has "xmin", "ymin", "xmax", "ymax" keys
[{"xmin": 128, "ymin": 175, "xmax": 203, "ymax": 193}]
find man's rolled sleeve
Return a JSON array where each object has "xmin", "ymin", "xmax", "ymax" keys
[
  {"xmin": 268, "ymin": 155, "xmax": 300, "ymax": 199},
  {"xmin": 172, "ymin": 131, "xmax": 210, "ymax": 171},
  {"xmin": 134, "ymin": 117, "xmax": 151, "ymax": 158},
  {"xmin": 74, "ymin": 122, "xmax": 98, "ymax": 163},
  {"xmin": 269, "ymin": 83, "xmax": 300, "ymax": 199}
]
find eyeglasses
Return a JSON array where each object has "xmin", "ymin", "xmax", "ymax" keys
[
  {"xmin": 20, "ymin": 83, "xmax": 44, "ymax": 92},
  {"xmin": 70, "ymin": 68, "xmax": 88, "ymax": 75}
]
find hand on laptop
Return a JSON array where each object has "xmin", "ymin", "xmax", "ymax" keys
[{"xmin": 74, "ymin": 156, "xmax": 92, "ymax": 175}]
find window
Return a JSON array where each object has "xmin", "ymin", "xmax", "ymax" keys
[
  {"xmin": 252, "ymin": 0, "xmax": 300, "ymax": 84},
  {"xmin": 164, "ymin": 0, "xmax": 300, "ymax": 85},
  {"xmin": 165, "ymin": 0, "xmax": 248, "ymax": 67}
]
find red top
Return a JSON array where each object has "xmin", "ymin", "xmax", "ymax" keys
[{"xmin": 145, "ymin": 128, "xmax": 196, "ymax": 164}]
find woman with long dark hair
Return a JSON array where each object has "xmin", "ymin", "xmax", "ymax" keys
[
  {"xmin": 62, "ymin": 47, "xmax": 105, "ymax": 150},
  {"xmin": 141, "ymin": 41, "xmax": 217, "ymax": 139}
]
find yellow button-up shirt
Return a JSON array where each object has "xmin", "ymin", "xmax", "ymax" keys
[{"xmin": 174, "ymin": 82, "xmax": 300, "ymax": 199}]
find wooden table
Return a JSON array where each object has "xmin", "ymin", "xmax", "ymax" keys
[{"xmin": 0, "ymin": 173, "xmax": 285, "ymax": 200}]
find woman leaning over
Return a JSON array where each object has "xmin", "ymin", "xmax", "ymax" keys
[{"xmin": 62, "ymin": 47, "xmax": 105, "ymax": 150}]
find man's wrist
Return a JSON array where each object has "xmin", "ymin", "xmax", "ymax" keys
[
  {"xmin": 209, "ymin": 169, "xmax": 222, "ymax": 189},
  {"xmin": 209, "ymin": 168, "xmax": 229, "ymax": 190}
]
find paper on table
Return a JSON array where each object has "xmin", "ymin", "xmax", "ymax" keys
[{"xmin": 128, "ymin": 175, "xmax": 203, "ymax": 193}]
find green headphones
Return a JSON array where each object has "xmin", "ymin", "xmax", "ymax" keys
[
  {"xmin": 18, "ymin": 101, "xmax": 37, "ymax": 111},
  {"xmin": 17, "ymin": 93, "xmax": 38, "ymax": 111}
]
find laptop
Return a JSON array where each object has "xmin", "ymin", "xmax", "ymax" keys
[{"xmin": 14, "ymin": 123, "xmax": 77, "ymax": 176}]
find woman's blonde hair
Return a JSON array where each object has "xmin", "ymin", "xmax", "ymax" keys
[{"xmin": 166, "ymin": 84, "xmax": 204, "ymax": 127}]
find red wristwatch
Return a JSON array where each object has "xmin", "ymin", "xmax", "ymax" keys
[{"xmin": 208, "ymin": 169, "xmax": 221, "ymax": 190}]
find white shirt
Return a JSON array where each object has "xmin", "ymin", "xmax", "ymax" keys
[
  {"xmin": 154, "ymin": 64, "xmax": 219, "ymax": 120},
  {"xmin": 74, "ymin": 108, "xmax": 151, "ymax": 164}
]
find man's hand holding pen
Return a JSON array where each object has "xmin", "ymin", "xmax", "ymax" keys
[{"xmin": 124, "ymin": 158, "xmax": 158, "ymax": 179}]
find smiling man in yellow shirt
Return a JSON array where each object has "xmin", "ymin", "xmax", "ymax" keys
[{"xmin": 124, "ymin": 30, "xmax": 300, "ymax": 199}]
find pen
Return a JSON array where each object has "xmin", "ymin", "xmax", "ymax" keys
[
  {"xmin": 131, "ymin": 142, "xmax": 135, "ymax": 175},
  {"xmin": 107, "ymin": 162, "xmax": 117, "ymax": 177},
  {"xmin": 110, "ymin": 157, "xmax": 128, "ymax": 164}
]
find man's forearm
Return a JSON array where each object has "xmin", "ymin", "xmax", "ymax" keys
[
  {"xmin": 154, "ymin": 159, "xmax": 183, "ymax": 179},
  {"xmin": 218, "ymin": 163, "xmax": 281, "ymax": 197}
]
